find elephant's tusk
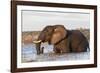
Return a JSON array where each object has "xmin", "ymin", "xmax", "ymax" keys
[{"xmin": 33, "ymin": 40, "xmax": 42, "ymax": 43}]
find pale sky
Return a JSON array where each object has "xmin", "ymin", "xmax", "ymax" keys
[{"xmin": 22, "ymin": 10, "xmax": 90, "ymax": 31}]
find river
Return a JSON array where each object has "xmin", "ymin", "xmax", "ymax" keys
[{"xmin": 21, "ymin": 43, "xmax": 90, "ymax": 63}]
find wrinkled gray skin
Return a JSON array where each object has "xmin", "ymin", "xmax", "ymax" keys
[{"xmin": 38, "ymin": 25, "xmax": 89, "ymax": 54}]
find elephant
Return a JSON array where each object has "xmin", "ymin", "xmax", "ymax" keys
[{"xmin": 38, "ymin": 25, "xmax": 89, "ymax": 54}]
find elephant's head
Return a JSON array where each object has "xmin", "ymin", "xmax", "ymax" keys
[
  {"xmin": 38, "ymin": 25, "xmax": 67, "ymax": 45},
  {"xmin": 38, "ymin": 26, "xmax": 54, "ymax": 43}
]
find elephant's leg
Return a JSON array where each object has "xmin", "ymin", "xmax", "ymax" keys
[{"xmin": 40, "ymin": 47, "xmax": 44, "ymax": 54}]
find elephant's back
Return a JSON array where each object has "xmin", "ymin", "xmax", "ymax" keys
[{"xmin": 71, "ymin": 30, "xmax": 87, "ymax": 40}]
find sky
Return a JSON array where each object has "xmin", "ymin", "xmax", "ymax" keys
[{"xmin": 22, "ymin": 10, "xmax": 90, "ymax": 31}]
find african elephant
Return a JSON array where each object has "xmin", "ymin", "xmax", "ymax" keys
[{"xmin": 38, "ymin": 25, "xmax": 89, "ymax": 54}]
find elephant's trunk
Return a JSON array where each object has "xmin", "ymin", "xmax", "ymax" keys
[
  {"xmin": 38, "ymin": 33, "xmax": 45, "ymax": 42},
  {"xmin": 33, "ymin": 40, "xmax": 42, "ymax": 55}
]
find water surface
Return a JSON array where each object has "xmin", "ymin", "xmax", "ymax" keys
[{"xmin": 21, "ymin": 43, "xmax": 90, "ymax": 63}]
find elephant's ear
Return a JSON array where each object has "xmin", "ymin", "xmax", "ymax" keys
[{"xmin": 51, "ymin": 26, "xmax": 67, "ymax": 44}]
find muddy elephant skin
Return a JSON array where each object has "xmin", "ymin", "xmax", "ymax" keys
[{"xmin": 38, "ymin": 25, "xmax": 89, "ymax": 54}]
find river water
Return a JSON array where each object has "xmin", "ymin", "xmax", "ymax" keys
[{"xmin": 21, "ymin": 43, "xmax": 90, "ymax": 63}]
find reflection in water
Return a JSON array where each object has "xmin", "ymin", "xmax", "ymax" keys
[{"xmin": 21, "ymin": 43, "xmax": 90, "ymax": 63}]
